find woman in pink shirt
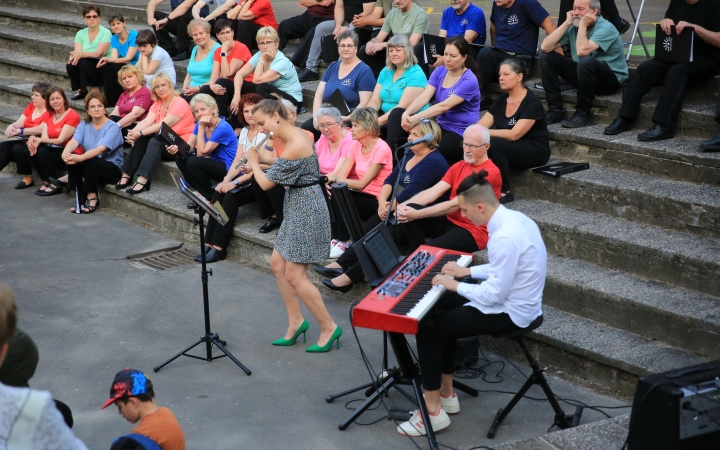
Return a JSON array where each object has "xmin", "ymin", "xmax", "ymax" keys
[
  {"xmin": 314, "ymin": 106, "xmax": 353, "ymax": 178},
  {"xmin": 108, "ymin": 65, "xmax": 152, "ymax": 137},
  {"xmin": 325, "ymin": 108, "xmax": 392, "ymax": 258}
]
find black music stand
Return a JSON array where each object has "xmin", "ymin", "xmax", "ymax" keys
[{"xmin": 153, "ymin": 175, "xmax": 251, "ymax": 376}]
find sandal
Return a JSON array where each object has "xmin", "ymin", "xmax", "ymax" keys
[
  {"xmin": 115, "ymin": 175, "xmax": 132, "ymax": 190},
  {"xmin": 125, "ymin": 179, "xmax": 151, "ymax": 195},
  {"xmin": 81, "ymin": 197, "xmax": 99, "ymax": 214},
  {"xmin": 34, "ymin": 181, "xmax": 50, "ymax": 195}
]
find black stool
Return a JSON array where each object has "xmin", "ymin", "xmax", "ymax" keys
[{"xmin": 486, "ymin": 315, "xmax": 583, "ymax": 438}]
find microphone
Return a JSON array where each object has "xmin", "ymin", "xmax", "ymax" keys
[{"xmin": 396, "ymin": 133, "xmax": 434, "ymax": 150}]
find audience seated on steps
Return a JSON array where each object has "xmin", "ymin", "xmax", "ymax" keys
[
  {"xmin": 147, "ymin": 0, "xmax": 208, "ymax": 61},
  {"xmin": 317, "ymin": 119, "xmax": 449, "ymax": 292},
  {"xmin": 200, "ymin": 19, "xmax": 257, "ymax": 125},
  {"xmin": 173, "ymin": 94, "xmax": 239, "ymax": 201},
  {"xmin": 366, "ymin": 35, "xmax": 429, "ymax": 154},
  {"xmin": 66, "ymin": 5, "xmax": 112, "ymax": 101},
  {"xmin": 604, "ymin": 0, "xmax": 720, "ymax": 142},
  {"xmin": 65, "ymin": 93, "xmax": 125, "ymax": 214},
  {"xmin": 296, "ymin": 0, "xmax": 376, "ymax": 82},
  {"xmin": 0, "ymin": 82, "xmax": 51, "ymax": 190},
  {"xmin": 135, "ymin": 30, "xmax": 177, "ymax": 88},
  {"xmin": 559, "ymin": 0, "xmax": 630, "ymax": 34},
  {"xmin": 277, "ymin": 0, "xmax": 335, "ymax": 68},
  {"xmin": 0, "ymin": 283, "xmax": 89, "ymax": 449},
  {"xmin": 314, "ymin": 106, "xmax": 354, "ymax": 180},
  {"xmin": 539, "ymin": 0, "xmax": 627, "ymax": 128},
  {"xmin": 224, "ymin": 0, "xmax": 279, "ymax": 52},
  {"xmin": 30, "ymin": 87, "xmax": 82, "ymax": 197},
  {"xmin": 358, "ymin": 0, "xmax": 430, "ymax": 78},
  {"xmin": 117, "ymin": 72, "xmax": 195, "ymax": 195},
  {"xmin": 232, "ymin": 27, "xmax": 305, "ymax": 112},
  {"xmin": 300, "ymin": 30, "xmax": 376, "ymax": 141},
  {"xmin": 401, "ymin": 36, "xmax": 482, "ymax": 166},
  {"xmin": 700, "ymin": 81, "xmax": 720, "ymax": 152},
  {"xmin": 478, "ymin": 0, "xmax": 555, "ymax": 109},
  {"xmin": 427, "ymin": 0, "xmax": 486, "ymax": 70},
  {"xmin": 108, "ymin": 65, "xmax": 153, "ymax": 138},
  {"xmin": 180, "ymin": 19, "xmax": 221, "ymax": 103},
  {"xmin": 480, "ymin": 58, "xmax": 550, "ymax": 204},
  {"xmin": 97, "ymin": 13, "xmax": 140, "ymax": 107},
  {"xmin": 326, "ymin": 108, "xmax": 393, "ymax": 259}
]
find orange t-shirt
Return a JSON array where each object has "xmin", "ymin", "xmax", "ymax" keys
[
  {"xmin": 131, "ymin": 407, "xmax": 186, "ymax": 450},
  {"xmin": 149, "ymin": 97, "xmax": 195, "ymax": 142}
]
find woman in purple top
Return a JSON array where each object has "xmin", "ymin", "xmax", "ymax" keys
[{"xmin": 401, "ymin": 36, "xmax": 481, "ymax": 165}]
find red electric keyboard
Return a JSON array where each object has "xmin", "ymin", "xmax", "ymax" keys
[{"xmin": 352, "ymin": 245, "xmax": 473, "ymax": 335}]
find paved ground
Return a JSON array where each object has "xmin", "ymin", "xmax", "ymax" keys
[{"xmin": 0, "ymin": 172, "xmax": 630, "ymax": 449}]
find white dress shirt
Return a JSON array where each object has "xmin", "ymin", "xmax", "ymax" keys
[{"xmin": 456, "ymin": 205, "xmax": 546, "ymax": 328}]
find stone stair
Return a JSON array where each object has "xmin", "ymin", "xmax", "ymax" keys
[{"xmin": 1, "ymin": 0, "xmax": 718, "ymax": 401}]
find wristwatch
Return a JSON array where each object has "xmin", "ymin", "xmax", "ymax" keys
[
  {"xmin": 233, "ymin": 179, "xmax": 240, "ymax": 185},
  {"xmin": 333, "ymin": 176, "xmax": 338, "ymax": 183},
  {"xmin": 221, "ymin": 52, "xmax": 227, "ymax": 57}
]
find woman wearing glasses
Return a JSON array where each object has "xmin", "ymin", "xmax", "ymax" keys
[
  {"xmin": 230, "ymin": 27, "xmax": 304, "ymax": 113},
  {"xmin": 314, "ymin": 107, "xmax": 353, "ymax": 179},
  {"xmin": 66, "ymin": 5, "xmax": 112, "ymax": 101},
  {"xmin": 366, "ymin": 35, "xmax": 429, "ymax": 153},
  {"xmin": 300, "ymin": 30, "xmax": 375, "ymax": 141},
  {"xmin": 478, "ymin": 59, "xmax": 550, "ymax": 204}
]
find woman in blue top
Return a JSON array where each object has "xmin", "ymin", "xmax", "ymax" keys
[
  {"xmin": 97, "ymin": 13, "xmax": 139, "ymax": 107},
  {"xmin": 171, "ymin": 94, "xmax": 239, "ymax": 200},
  {"xmin": 181, "ymin": 19, "xmax": 221, "ymax": 103},
  {"xmin": 66, "ymin": 5, "xmax": 112, "ymax": 101},
  {"xmin": 233, "ymin": 27, "xmax": 304, "ymax": 110},
  {"xmin": 315, "ymin": 119, "xmax": 450, "ymax": 292},
  {"xmin": 62, "ymin": 92, "xmax": 124, "ymax": 214},
  {"xmin": 401, "ymin": 36, "xmax": 482, "ymax": 166},
  {"xmin": 366, "ymin": 35, "xmax": 429, "ymax": 154},
  {"xmin": 301, "ymin": 30, "xmax": 376, "ymax": 141}
]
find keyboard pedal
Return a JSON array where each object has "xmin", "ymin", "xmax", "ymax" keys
[{"xmin": 388, "ymin": 407, "xmax": 411, "ymax": 422}]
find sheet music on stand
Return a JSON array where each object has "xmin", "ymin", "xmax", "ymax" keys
[{"xmin": 170, "ymin": 173, "xmax": 229, "ymax": 226}]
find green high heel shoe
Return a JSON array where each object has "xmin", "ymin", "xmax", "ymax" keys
[
  {"xmin": 306, "ymin": 326, "xmax": 343, "ymax": 353},
  {"xmin": 272, "ymin": 320, "xmax": 309, "ymax": 346}
]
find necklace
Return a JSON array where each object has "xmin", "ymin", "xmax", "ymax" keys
[{"xmin": 54, "ymin": 110, "xmax": 64, "ymax": 120}]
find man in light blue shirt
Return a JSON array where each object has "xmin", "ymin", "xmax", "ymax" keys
[{"xmin": 397, "ymin": 170, "xmax": 546, "ymax": 437}]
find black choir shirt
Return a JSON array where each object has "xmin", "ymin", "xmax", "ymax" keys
[
  {"xmin": 487, "ymin": 90, "xmax": 549, "ymax": 151},
  {"xmin": 663, "ymin": 0, "xmax": 720, "ymax": 61}
]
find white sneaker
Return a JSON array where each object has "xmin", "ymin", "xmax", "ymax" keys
[
  {"xmin": 424, "ymin": 393, "xmax": 460, "ymax": 414},
  {"xmin": 329, "ymin": 240, "xmax": 350, "ymax": 259},
  {"xmin": 397, "ymin": 408, "xmax": 450, "ymax": 436}
]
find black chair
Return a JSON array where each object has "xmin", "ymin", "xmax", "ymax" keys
[{"xmin": 486, "ymin": 315, "xmax": 583, "ymax": 438}]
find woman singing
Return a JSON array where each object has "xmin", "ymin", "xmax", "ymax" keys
[{"xmin": 245, "ymin": 99, "xmax": 342, "ymax": 353}]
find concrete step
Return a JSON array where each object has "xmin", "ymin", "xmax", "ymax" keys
[
  {"xmin": 2, "ymin": 0, "xmax": 164, "ymax": 23},
  {"xmin": 0, "ymin": 24, "xmax": 75, "ymax": 62},
  {"xmin": 547, "ymin": 124, "xmax": 720, "ymax": 187},
  {"xmin": 508, "ymin": 198, "xmax": 720, "ymax": 298},
  {"xmin": 0, "ymin": 78, "xmax": 85, "ymax": 116},
  {"xmin": 512, "ymin": 164, "xmax": 720, "ymax": 239},
  {"xmin": 0, "ymin": 49, "xmax": 70, "ymax": 88},
  {"xmin": 0, "ymin": 103, "xmax": 25, "ymax": 128}
]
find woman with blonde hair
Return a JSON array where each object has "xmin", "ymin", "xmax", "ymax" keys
[
  {"xmin": 116, "ymin": 72, "xmax": 194, "ymax": 194},
  {"xmin": 108, "ymin": 64, "xmax": 152, "ymax": 136}
]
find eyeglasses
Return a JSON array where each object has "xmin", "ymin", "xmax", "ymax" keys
[
  {"xmin": 85, "ymin": 14, "xmax": 98, "ymax": 19},
  {"xmin": 461, "ymin": 141, "xmax": 487, "ymax": 150},
  {"xmin": 218, "ymin": 30, "xmax": 233, "ymax": 36},
  {"xmin": 257, "ymin": 40, "xmax": 276, "ymax": 47},
  {"xmin": 338, "ymin": 44, "xmax": 356, "ymax": 49},
  {"xmin": 421, "ymin": 118, "xmax": 435, "ymax": 123},
  {"xmin": 318, "ymin": 122, "xmax": 338, "ymax": 130}
]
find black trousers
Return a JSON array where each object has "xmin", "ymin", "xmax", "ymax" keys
[
  {"xmin": 122, "ymin": 134, "xmax": 174, "ymax": 180},
  {"xmin": 333, "ymin": 189, "xmax": 378, "ymax": 241},
  {"xmin": 716, "ymin": 78, "xmax": 720, "ymax": 123},
  {"xmin": 416, "ymin": 294, "xmax": 523, "ymax": 390},
  {"xmin": 619, "ymin": 56, "xmax": 720, "ymax": 127},
  {"xmin": 0, "ymin": 140, "xmax": 40, "ymax": 177},
  {"xmin": 36, "ymin": 144, "xmax": 66, "ymax": 181},
  {"xmin": 477, "ymin": 47, "xmax": 532, "ymax": 102},
  {"xmin": 359, "ymin": 43, "xmax": 425, "ymax": 79},
  {"xmin": 235, "ymin": 20, "xmax": 262, "ymax": 51},
  {"xmin": 66, "ymin": 157, "xmax": 121, "ymax": 195},
  {"xmin": 255, "ymin": 83, "xmax": 303, "ymax": 109},
  {"xmin": 558, "ymin": 0, "xmax": 619, "ymax": 22},
  {"xmin": 488, "ymin": 138, "xmax": 551, "ymax": 193},
  {"xmin": 279, "ymin": 12, "xmax": 330, "ymax": 50},
  {"xmin": 175, "ymin": 155, "xmax": 228, "ymax": 200},
  {"xmin": 199, "ymin": 78, "xmax": 238, "ymax": 120},
  {"xmin": 437, "ymin": 129, "xmax": 464, "ymax": 167},
  {"xmin": 251, "ymin": 176, "xmax": 286, "ymax": 222},
  {"xmin": 101, "ymin": 62, "xmax": 125, "ymax": 107},
  {"xmin": 205, "ymin": 185, "xmax": 257, "ymax": 250},
  {"xmin": 66, "ymin": 58, "xmax": 103, "ymax": 90},
  {"xmin": 154, "ymin": 10, "xmax": 192, "ymax": 54},
  {"xmin": 385, "ymin": 108, "xmax": 410, "ymax": 156},
  {"xmin": 539, "ymin": 52, "xmax": 621, "ymax": 113}
]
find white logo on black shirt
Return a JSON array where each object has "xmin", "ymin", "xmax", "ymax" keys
[
  {"xmin": 507, "ymin": 14, "xmax": 519, "ymax": 25},
  {"xmin": 508, "ymin": 117, "xmax": 517, "ymax": 126}
]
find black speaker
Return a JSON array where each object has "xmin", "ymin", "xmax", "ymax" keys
[
  {"xmin": 454, "ymin": 336, "xmax": 479, "ymax": 368},
  {"xmin": 627, "ymin": 360, "xmax": 720, "ymax": 450}
]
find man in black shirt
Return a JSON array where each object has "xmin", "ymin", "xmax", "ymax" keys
[
  {"xmin": 278, "ymin": 0, "xmax": 336, "ymax": 69},
  {"xmin": 605, "ymin": 0, "xmax": 720, "ymax": 142}
]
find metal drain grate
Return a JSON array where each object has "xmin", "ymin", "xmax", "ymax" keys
[{"xmin": 130, "ymin": 246, "xmax": 197, "ymax": 270}]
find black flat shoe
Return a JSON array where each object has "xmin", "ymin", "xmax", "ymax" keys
[
  {"xmin": 48, "ymin": 177, "xmax": 68, "ymax": 188},
  {"xmin": 259, "ymin": 217, "xmax": 280, "ymax": 233},
  {"xmin": 125, "ymin": 180, "xmax": 151, "ymax": 195},
  {"xmin": 194, "ymin": 246, "xmax": 212, "ymax": 262},
  {"xmin": 637, "ymin": 123, "xmax": 674, "ymax": 142},
  {"xmin": 205, "ymin": 248, "xmax": 227, "ymax": 263},
  {"xmin": 499, "ymin": 192, "xmax": 515, "ymax": 205},
  {"xmin": 114, "ymin": 176, "xmax": 132, "ymax": 190},
  {"xmin": 322, "ymin": 278, "xmax": 353, "ymax": 293},
  {"xmin": 313, "ymin": 265, "xmax": 344, "ymax": 279},
  {"xmin": 37, "ymin": 184, "xmax": 63, "ymax": 196},
  {"xmin": 70, "ymin": 89, "xmax": 87, "ymax": 101},
  {"xmin": 172, "ymin": 50, "xmax": 191, "ymax": 61},
  {"xmin": 187, "ymin": 201, "xmax": 198, "ymax": 209},
  {"xmin": 298, "ymin": 68, "xmax": 319, "ymax": 82},
  {"xmin": 604, "ymin": 117, "xmax": 634, "ymax": 135},
  {"xmin": 14, "ymin": 180, "xmax": 34, "ymax": 189},
  {"xmin": 700, "ymin": 133, "xmax": 720, "ymax": 152}
]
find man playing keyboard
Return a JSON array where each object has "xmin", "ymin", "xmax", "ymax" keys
[{"xmin": 396, "ymin": 171, "xmax": 546, "ymax": 437}]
